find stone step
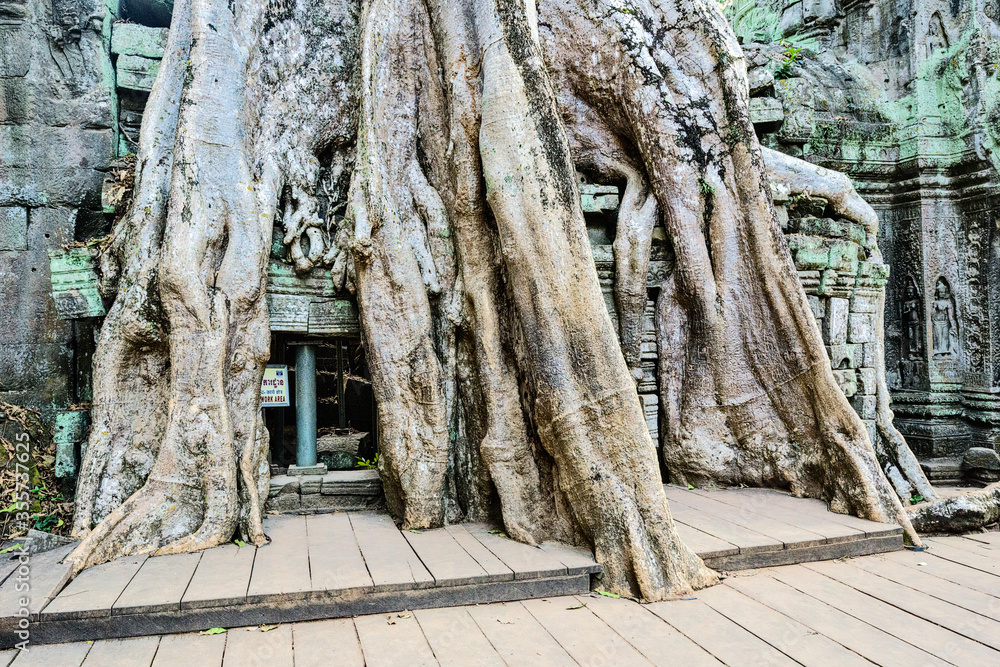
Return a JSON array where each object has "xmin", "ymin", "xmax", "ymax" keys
[
  {"xmin": 921, "ymin": 457, "xmax": 963, "ymax": 484},
  {"xmin": 267, "ymin": 469, "xmax": 384, "ymax": 512}
]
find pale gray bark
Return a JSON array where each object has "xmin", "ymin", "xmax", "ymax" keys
[
  {"xmin": 763, "ymin": 147, "xmax": 937, "ymax": 506},
  {"xmin": 70, "ymin": 0, "xmax": 928, "ymax": 596}
]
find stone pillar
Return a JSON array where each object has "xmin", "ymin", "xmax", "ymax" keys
[
  {"xmin": 958, "ymin": 192, "xmax": 1000, "ymax": 452},
  {"xmin": 294, "ymin": 344, "xmax": 318, "ymax": 469},
  {"xmin": 890, "ymin": 196, "xmax": 970, "ymax": 469}
]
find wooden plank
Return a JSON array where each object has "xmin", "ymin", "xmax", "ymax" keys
[
  {"xmin": 851, "ymin": 554, "xmax": 1000, "ymax": 622},
  {"xmin": 0, "ymin": 556, "xmax": 19, "ymax": 588},
  {"xmin": 538, "ymin": 542, "xmax": 601, "ymax": 575},
  {"xmin": 720, "ymin": 488, "xmax": 901, "ymax": 537},
  {"xmin": 699, "ymin": 584, "xmax": 879, "ymax": 667},
  {"xmin": 665, "ymin": 501, "xmax": 782, "ymax": 555},
  {"xmin": 414, "ymin": 606, "xmax": 505, "ymax": 666},
  {"xmin": 579, "ymin": 594, "xmax": 722, "ymax": 666},
  {"xmin": 8, "ymin": 642, "xmax": 91, "ymax": 666},
  {"xmin": 42, "ymin": 555, "xmax": 146, "ymax": 620},
  {"xmin": 82, "ymin": 636, "xmax": 160, "ymax": 667},
  {"xmin": 404, "ymin": 528, "xmax": 491, "ymax": 586},
  {"xmin": 222, "ymin": 625, "xmax": 294, "ymax": 667},
  {"xmin": 292, "ymin": 619, "xmax": 364, "ymax": 667},
  {"xmin": 804, "ymin": 559, "xmax": 1000, "ymax": 653},
  {"xmin": 305, "ymin": 513, "xmax": 373, "ymax": 594},
  {"xmin": 466, "ymin": 601, "xmax": 576, "ymax": 666},
  {"xmin": 687, "ymin": 488, "xmax": 865, "ymax": 543},
  {"xmin": 465, "ymin": 525, "xmax": 566, "ymax": 580},
  {"xmin": 963, "ymin": 531, "xmax": 1000, "ymax": 547},
  {"xmin": 113, "ymin": 553, "xmax": 201, "ymax": 615},
  {"xmin": 938, "ymin": 534, "xmax": 1000, "ymax": 554},
  {"xmin": 444, "ymin": 525, "xmax": 513, "ymax": 581},
  {"xmin": 771, "ymin": 564, "xmax": 997, "ymax": 666},
  {"xmin": 924, "ymin": 537, "xmax": 1000, "ymax": 576},
  {"xmin": 728, "ymin": 572, "xmax": 949, "ymax": 667},
  {"xmin": 182, "ymin": 544, "xmax": 255, "ymax": 609},
  {"xmin": 668, "ymin": 487, "xmax": 827, "ymax": 547},
  {"xmin": 348, "ymin": 512, "xmax": 433, "ymax": 591},
  {"xmin": 0, "ymin": 544, "xmax": 75, "ymax": 619},
  {"xmin": 151, "ymin": 632, "xmax": 226, "ymax": 667},
  {"xmin": 221, "ymin": 625, "xmax": 293, "ymax": 667},
  {"xmin": 247, "ymin": 515, "xmax": 311, "ymax": 601},
  {"xmin": 647, "ymin": 597, "xmax": 797, "ymax": 666},
  {"xmin": 521, "ymin": 596, "xmax": 652, "ymax": 665},
  {"xmin": 354, "ymin": 611, "xmax": 438, "ymax": 667},
  {"xmin": 880, "ymin": 548, "xmax": 1000, "ymax": 598},
  {"xmin": 672, "ymin": 522, "xmax": 739, "ymax": 559},
  {"xmin": 703, "ymin": 534, "xmax": 901, "ymax": 572}
]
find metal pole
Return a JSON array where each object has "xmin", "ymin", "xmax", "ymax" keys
[
  {"xmin": 274, "ymin": 334, "xmax": 290, "ymax": 466},
  {"xmin": 337, "ymin": 339, "xmax": 348, "ymax": 434},
  {"xmin": 295, "ymin": 343, "xmax": 317, "ymax": 467}
]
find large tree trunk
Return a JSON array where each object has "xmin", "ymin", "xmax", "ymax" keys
[
  {"xmin": 70, "ymin": 0, "xmax": 922, "ymax": 597},
  {"xmin": 69, "ymin": 0, "xmax": 273, "ymax": 571}
]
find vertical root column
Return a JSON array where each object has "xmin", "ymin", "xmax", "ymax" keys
[
  {"xmin": 349, "ymin": 0, "xmax": 451, "ymax": 528},
  {"xmin": 68, "ymin": 0, "xmax": 272, "ymax": 569},
  {"xmin": 474, "ymin": 0, "xmax": 716, "ymax": 597}
]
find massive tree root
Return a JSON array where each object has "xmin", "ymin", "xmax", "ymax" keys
[
  {"xmin": 536, "ymin": 0, "xmax": 920, "ymax": 543},
  {"xmin": 68, "ymin": 0, "xmax": 273, "ymax": 572},
  {"xmin": 763, "ymin": 148, "xmax": 937, "ymax": 506},
  {"xmin": 67, "ymin": 0, "xmax": 360, "ymax": 571},
  {"xmin": 70, "ymin": 0, "xmax": 923, "ymax": 596}
]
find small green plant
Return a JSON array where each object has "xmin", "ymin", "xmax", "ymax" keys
[
  {"xmin": 355, "ymin": 453, "xmax": 380, "ymax": 469},
  {"xmin": 33, "ymin": 513, "xmax": 63, "ymax": 532},
  {"xmin": 775, "ymin": 41, "xmax": 803, "ymax": 80},
  {"xmin": 699, "ymin": 179, "xmax": 715, "ymax": 196}
]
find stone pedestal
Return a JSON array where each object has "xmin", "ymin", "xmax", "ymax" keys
[
  {"xmin": 962, "ymin": 391, "xmax": 1000, "ymax": 451},
  {"xmin": 317, "ymin": 432, "xmax": 368, "ymax": 470},
  {"xmin": 892, "ymin": 391, "xmax": 969, "ymax": 459}
]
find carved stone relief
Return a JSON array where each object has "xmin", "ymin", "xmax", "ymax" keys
[
  {"xmin": 932, "ymin": 277, "xmax": 958, "ymax": 357},
  {"xmin": 925, "ymin": 12, "xmax": 949, "ymax": 58}
]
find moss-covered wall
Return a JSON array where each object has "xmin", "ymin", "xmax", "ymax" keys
[{"xmin": 742, "ymin": 0, "xmax": 1000, "ymax": 472}]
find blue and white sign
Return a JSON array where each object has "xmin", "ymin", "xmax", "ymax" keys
[{"xmin": 261, "ymin": 365, "xmax": 290, "ymax": 407}]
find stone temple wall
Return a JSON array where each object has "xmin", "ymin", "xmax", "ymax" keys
[
  {"xmin": 0, "ymin": 0, "xmax": 115, "ymax": 421},
  {"xmin": 778, "ymin": 197, "xmax": 889, "ymax": 448},
  {"xmin": 743, "ymin": 0, "xmax": 1000, "ymax": 480}
]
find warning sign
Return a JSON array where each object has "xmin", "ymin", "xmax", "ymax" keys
[{"xmin": 261, "ymin": 365, "xmax": 290, "ymax": 407}]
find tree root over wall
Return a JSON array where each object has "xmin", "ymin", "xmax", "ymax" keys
[{"xmin": 68, "ymin": 0, "xmax": 923, "ymax": 599}]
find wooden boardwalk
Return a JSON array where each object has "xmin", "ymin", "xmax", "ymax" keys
[
  {"xmin": 663, "ymin": 486, "xmax": 902, "ymax": 570},
  {"xmin": 3, "ymin": 534, "xmax": 998, "ymax": 666},
  {"xmin": 0, "ymin": 487, "xmax": 902, "ymax": 648}
]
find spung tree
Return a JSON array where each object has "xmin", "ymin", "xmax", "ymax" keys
[{"xmin": 67, "ymin": 0, "xmax": 921, "ymax": 600}]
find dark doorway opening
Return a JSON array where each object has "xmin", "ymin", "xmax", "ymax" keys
[{"xmin": 264, "ymin": 335, "xmax": 376, "ymax": 470}]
